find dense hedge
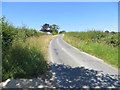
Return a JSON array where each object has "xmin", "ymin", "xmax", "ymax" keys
[
  {"xmin": 1, "ymin": 17, "xmax": 47, "ymax": 81},
  {"xmin": 1, "ymin": 17, "xmax": 46, "ymax": 52},
  {"xmin": 65, "ymin": 31, "xmax": 119, "ymax": 47}
]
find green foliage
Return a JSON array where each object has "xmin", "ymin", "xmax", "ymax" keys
[
  {"xmin": 51, "ymin": 24, "xmax": 60, "ymax": 30},
  {"xmin": 40, "ymin": 23, "xmax": 59, "ymax": 35},
  {"xmin": 105, "ymin": 30, "xmax": 109, "ymax": 33},
  {"xmin": 1, "ymin": 17, "xmax": 47, "ymax": 81},
  {"xmin": 50, "ymin": 29, "xmax": 58, "ymax": 35},
  {"xmin": 63, "ymin": 31, "xmax": 119, "ymax": 68},
  {"xmin": 3, "ymin": 41, "xmax": 47, "ymax": 80},
  {"xmin": 65, "ymin": 31, "xmax": 119, "ymax": 47},
  {"xmin": 59, "ymin": 30, "xmax": 66, "ymax": 34},
  {"xmin": 50, "ymin": 24, "xmax": 59, "ymax": 35},
  {"xmin": 1, "ymin": 17, "xmax": 46, "ymax": 52}
]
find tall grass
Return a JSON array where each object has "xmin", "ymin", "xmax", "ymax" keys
[
  {"xmin": 2, "ymin": 35, "xmax": 55, "ymax": 81},
  {"xmin": 1, "ymin": 17, "xmax": 55, "ymax": 81},
  {"xmin": 63, "ymin": 31, "xmax": 119, "ymax": 68}
]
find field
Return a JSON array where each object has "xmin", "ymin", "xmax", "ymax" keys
[{"xmin": 63, "ymin": 31, "xmax": 119, "ymax": 68}]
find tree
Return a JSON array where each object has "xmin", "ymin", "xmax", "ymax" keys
[
  {"xmin": 111, "ymin": 31, "xmax": 116, "ymax": 34},
  {"xmin": 42, "ymin": 23, "xmax": 49, "ymax": 30},
  {"xmin": 59, "ymin": 30, "xmax": 66, "ymax": 34},
  {"xmin": 40, "ymin": 23, "xmax": 60, "ymax": 35},
  {"xmin": 105, "ymin": 30, "xmax": 109, "ymax": 33},
  {"xmin": 50, "ymin": 29, "xmax": 58, "ymax": 35},
  {"xmin": 50, "ymin": 24, "xmax": 60, "ymax": 30},
  {"xmin": 50, "ymin": 24, "xmax": 59, "ymax": 35},
  {"xmin": 40, "ymin": 23, "xmax": 52, "ymax": 33}
]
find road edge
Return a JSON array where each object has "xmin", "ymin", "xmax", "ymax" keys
[{"xmin": 61, "ymin": 34, "xmax": 118, "ymax": 71}]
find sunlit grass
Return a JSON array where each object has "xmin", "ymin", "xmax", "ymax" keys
[
  {"xmin": 63, "ymin": 35, "xmax": 119, "ymax": 68},
  {"xmin": 2, "ymin": 35, "xmax": 56, "ymax": 81}
]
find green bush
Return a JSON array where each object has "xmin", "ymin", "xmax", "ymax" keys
[
  {"xmin": 65, "ymin": 31, "xmax": 119, "ymax": 47},
  {"xmin": 1, "ymin": 17, "xmax": 45, "ymax": 52},
  {"xmin": 50, "ymin": 29, "xmax": 58, "ymax": 35},
  {"xmin": 59, "ymin": 30, "xmax": 66, "ymax": 34},
  {"xmin": 1, "ymin": 17, "xmax": 47, "ymax": 81}
]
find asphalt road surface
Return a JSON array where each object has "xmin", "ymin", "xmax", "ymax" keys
[
  {"xmin": 49, "ymin": 34, "xmax": 118, "ymax": 75},
  {"xmin": 2, "ymin": 34, "xmax": 119, "ymax": 88}
]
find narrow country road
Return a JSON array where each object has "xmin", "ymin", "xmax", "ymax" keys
[
  {"xmin": 49, "ymin": 34, "xmax": 118, "ymax": 75},
  {"xmin": 2, "ymin": 34, "xmax": 119, "ymax": 88}
]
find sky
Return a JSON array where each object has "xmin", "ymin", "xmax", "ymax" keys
[
  {"xmin": 2, "ymin": 0, "xmax": 119, "ymax": 2},
  {"xmin": 2, "ymin": 2, "xmax": 118, "ymax": 32}
]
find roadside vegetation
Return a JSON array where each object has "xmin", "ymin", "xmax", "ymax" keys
[
  {"xmin": 40, "ymin": 23, "xmax": 60, "ymax": 35},
  {"xmin": 63, "ymin": 31, "xmax": 119, "ymax": 68},
  {"xmin": 1, "ymin": 17, "xmax": 55, "ymax": 81},
  {"xmin": 59, "ymin": 30, "xmax": 66, "ymax": 34}
]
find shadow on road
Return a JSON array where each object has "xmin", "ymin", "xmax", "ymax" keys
[
  {"xmin": 3, "ymin": 63, "xmax": 119, "ymax": 88},
  {"xmin": 49, "ymin": 63, "xmax": 119, "ymax": 88}
]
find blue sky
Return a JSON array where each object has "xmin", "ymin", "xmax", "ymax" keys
[{"xmin": 2, "ymin": 2, "xmax": 118, "ymax": 32}]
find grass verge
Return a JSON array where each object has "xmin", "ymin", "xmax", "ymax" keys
[
  {"xmin": 63, "ymin": 35, "xmax": 119, "ymax": 68},
  {"xmin": 2, "ymin": 35, "xmax": 56, "ymax": 81}
]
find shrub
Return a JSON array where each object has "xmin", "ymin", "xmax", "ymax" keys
[
  {"xmin": 59, "ymin": 30, "xmax": 66, "ymax": 34},
  {"xmin": 1, "ymin": 17, "xmax": 46, "ymax": 52},
  {"xmin": 50, "ymin": 29, "xmax": 58, "ymax": 35},
  {"xmin": 1, "ymin": 17, "xmax": 48, "ymax": 81}
]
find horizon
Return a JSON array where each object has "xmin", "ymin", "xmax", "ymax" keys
[{"xmin": 2, "ymin": 2, "xmax": 118, "ymax": 32}]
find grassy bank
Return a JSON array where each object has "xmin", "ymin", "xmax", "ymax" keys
[
  {"xmin": 1, "ymin": 17, "xmax": 57, "ymax": 81},
  {"xmin": 63, "ymin": 31, "xmax": 119, "ymax": 68},
  {"xmin": 3, "ymin": 35, "xmax": 56, "ymax": 81}
]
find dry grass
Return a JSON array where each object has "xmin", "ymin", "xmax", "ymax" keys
[
  {"xmin": 3, "ymin": 34, "xmax": 58, "ymax": 80},
  {"xmin": 26, "ymin": 35, "xmax": 58, "ymax": 60}
]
